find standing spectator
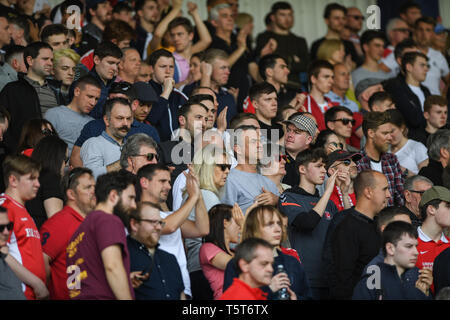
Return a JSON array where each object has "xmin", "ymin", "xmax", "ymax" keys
[
  {"xmin": 81, "ymin": 98, "xmax": 132, "ymax": 179},
  {"xmin": 418, "ymin": 129, "xmax": 450, "ymax": 186},
  {"xmin": 410, "ymin": 95, "xmax": 449, "ymax": 146},
  {"xmin": 255, "ymin": 2, "xmax": 309, "ymax": 86},
  {"xmin": 399, "ymin": 1, "xmax": 422, "ymax": 30},
  {"xmin": 200, "ymin": 204, "xmax": 241, "ymax": 299},
  {"xmin": 278, "ymin": 148, "xmax": 338, "ymax": 299},
  {"xmin": 120, "ymin": 133, "xmax": 159, "ymax": 175},
  {"xmin": 26, "ymin": 136, "xmax": 67, "ymax": 229},
  {"xmin": 66, "ymin": 170, "xmax": 137, "ymax": 300},
  {"xmin": 0, "ymin": 42, "xmax": 57, "ymax": 152},
  {"xmin": 146, "ymin": 49, "xmax": 188, "ymax": 142},
  {"xmin": 0, "ymin": 155, "xmax": 46, "ymax": 299},
  {"xmin": 136, "ymin": 61, "xmax": 152, "ymax": 82},
  {"xmin": 356, "ymin": 111, "xmax": 405, "ymax": 206},
  {"xmin": 78, "ymin": 0, "xmax": 112, "ymax": 55},
  {"xmin": 219, "ymin": 238, "xmax": 275, "ymax": 300},
  {"xmin": 325, "ymin": 106, "xmax": 357, "ymax": 152},
  {"xmin": 117, "ymin": 48, "xmax": 141, "ymax": 84},
  {"xmin": 0, "ymin": 45, "xmax": 26, "ymax": 92},
  {"xmin": 50, "ymin": 48, "xmax": 80, "ymax": 105},
  {"xmin": 345, "ymin": 7, "xmax": 364, "ymax": 62},
  {"xmin": 127, "ymin": 202, "xmax": 185, "ymax": 300},
  {"xmin": 40, "ymin": 24, "xmax": 69, "ymax": 51},
  {"xmin": 416, "ymin": 186, "xmax": 450, "ymax": 274},
  {"xmin": 282, "ymin": 113, "xmax": 317, "ymax": 188},
  {"xmin": 317, "ymin": 39, "xmax": 346, "ymax": 66},
  {"xmin": 325, "ymin": 63, "xmax": 360, "ymax": 113},
  {"xmin": 368, "ymin": 91, "xmax": 395, "ymax": 112},
  {"xmin": 112, "ymin": 2, "xmax": 135, "ymax": 29},
  {"xmin": 39, "ymin": 167, "xmax": 96, "ymax": 300},
  {"xmin": 135, "ymin": 0, "xmax": 159, "ymax": 60},
  {"xmin": 327, "ymin": 170, "xmax": 389, "ymax": 299},
  {"xmin": 351, "ymin": 30, "xmax": 390, "ymax": 89},
  {"xmin": 413, "ymin": 17, "xmax": 450, "ymax": 95},
  {"xmin": 403, "ymin": 175, "xmax": 434, "ymax": 228},
  {"xmin": 0, "ymin": 12, "xmax": 12, "ymax": 54},
  {"xmin": 352, "ymin": 221, "xmax": 432, "ymax": 300},
  {"xmin": 44, "ymin": 74, "xmax": 101, "ymax": 156},
  {"xmin": 310, "ymin": 3, "xmax": 361, "ymax": 68},
  {"xmin": 260, "ymin": 142, "xmax": 289, "ymax": 195}
]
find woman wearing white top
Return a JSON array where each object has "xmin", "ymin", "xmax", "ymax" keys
[{"xmin": 388, "ymin": 109, "xmax": 429, "ymax": 176}]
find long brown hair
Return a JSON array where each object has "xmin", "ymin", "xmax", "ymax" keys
[{"xmin": 241, "ymin": 205, "xmax": 285, "ymax": 245}]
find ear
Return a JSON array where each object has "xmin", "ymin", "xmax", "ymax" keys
[
  {"xmin": 385, "ymin": 242, "xmax": 395, "ymax": 256},
  {"xmin": 327, "ymin": 121, "xmax": 335, "ymax": 131},
  {"xmin": 108, "ymin": 189, "xmax": 120, "ymax": 206},
  {"xmin": 26, "ymin": 55, "xmax": 33, "ymax": 68},
  {"xmin": 440, "ymin": 147, "xmax": 450, "ymax": 160},
  {"xmin": 139, "ymin": 177, "xmax": 148, "ymax": 189},
  {"xmin": 178, "ymin": 115, "xmax": 186, "ymax": 127},
  {"xmin": 211, "ymin": 19, "xmax": 218, "ymax": 28},
  {"xmin": 298, "ymin": 164, "xmax": 306, "ymax": 176},
  {"xmin": 363, "ymin": 186, "xmax": 372, "ymax": 199},
  {"xmin": 131, "ymin": 100, "xmax": 139, "ymax": 112},
  {"xmin": 265, "ymin": 67, "xmax": 274, "ymax": 79},
  {"xmin": 305, "ymin": 135, "xmax": 313, "ymax": 146},
  {"xmin": 310, "ymin": 75, "xmax": 317, "ymax": 86},
  {"xmin": 238, "ymin": 258, "xmax": 249, "ymax": 274},
  {"xmin": 189, "ymin": 32, "xmax": 194, "ymax": 41},
  {"xmin": 103, "ymin": 114, "xmax": 110, "ymax": 127},
  {"xmin": 404, "ymin": 190, "xmax": 412, "ymax": 203},
  {"xmin": 11, "ymin": 58, "xmax": 18, "ymax": 70},
  {"xmin": 66, "ymin": 189, "xmax": 77, "ymax": 202},
  {"xmin": 129, "ymin": 217, "xmax": 139, "ymax": 234},
  {"xmin": 93, "ymin": 55, "xmax": 101, "ymax": 66},
  {"xmin": 73, "ymin": 86, "xmax": 81, "ymax": 97},
  {"xmin": 362, "ymin": 43, "xmax": 369, "ymax": 53},
  {"xmin": 367, "ymin": 128, "xmax": 375, "ymax": 140},
  {"xmin": 423, "ymin": 111, "xmax": 430, "ymax": 120},
  {"xmin": 8, "ymin": 174, "xmax": 18, "ymax": 189}
]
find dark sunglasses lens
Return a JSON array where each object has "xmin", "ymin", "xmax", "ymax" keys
[
  {"xmin": 344, "ymin": 159, "xmax": 351, "ymax": 165},
  {"xmin": 219, "ymin": 164, "xmax": 231, "ymax": 171},
  {"xmin": 0, "ymin": 222, "xmax": 13, "ymax": 232},
  {"xmin": 146, "ymin": 153, "xmax": 159, "ymax": 161}
]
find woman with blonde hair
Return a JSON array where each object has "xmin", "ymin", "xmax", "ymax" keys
[
  {"xmin": 317, "ymin": 39, "xmax": 346, "ymax": 65},
  {"xmin": 222, "ymin": 205, "xmax": 311, "ymax": 300},
  {"xmin": 182, "ymin": 145, "xmax": 232, "ymax": 299}
]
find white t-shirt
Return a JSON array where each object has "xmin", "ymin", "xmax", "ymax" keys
[
  {"xmin": 317, "ymin": 101, "xmax": 329, "ymax": 114},
  {"xmin": 423, "ymin": 47, "xmax": 450, "ymax": 95},
  {"xmin": 158, "ymin": 211, "xmax": 191, "ymax": 297},
  {"xmin": 380, "ymin": 50, "xmax": 399, "ymax": 78},
  {"xmin": 394, "ymin": 139, "xmax": 428, "ymax": 174},
  {"xmin": 408, "ymin": 84, "xmax": 426, "ymax": 111},
  {"xmin": 370, "ymin": 160, "xmax": 382, "ymax": 173}
]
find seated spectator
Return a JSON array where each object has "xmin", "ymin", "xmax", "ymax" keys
[
  {"xmin": 180, "ymin": 52, "xmax": 203, "ymax": 95},
  {"xmin": 80, "ymin": 98, "xmax": 132, "ymax": 179},
  {"xmin": 403, "ymin": 175, "xmax": 434, "ymax": 228},
  {"xmin": 221, "ymin": 124, "xmax": 279, "ymax": 213},
  {"xmin": 50, "ymin": 48, "xmax": 80, "ymax": 105},
  {"xmin": 0, "ymin": 45, "xmax": 26, "ymax": 92},
  {"xmin": 0, "ymin": 42, "xmax": 57, "ymax": 152},
  {"xmin": 368, "ymin": 91, "xmax": 395, "ymax": 112},
  {"xmin": 39, "ymin": 167, "xmax": 96, "ymax": 300},
  {"xmin": 351, "ymin": 30, "xmax": 390, "ymax": 89},
  {"xmin": 44, "ymin": 74, "xmax": 101, "ymax": 156},
  {"xmin": 120, "ymin": 133, "xmax": 159, "ymax": 175},
  {"xmin": 0, "ymin": 155, "xmax": 46, "ymax": 299},
  {"xmin": 325, "ymin": 62, "xmax": 360, "ymax": 113},
  {"xmin": 275, "ymin": 105, "xmax": 297, "ymax": 145},
  {"xmin": 146, "ymin": 49, "xmax": 188, "ymax": 142},
  {"xmin": 66, "ymin": 170, "xmax": 137, "ymax": 300},
  {"xmin": 353, "ymin": 221, "xmax": 432, "ymax": 300},
  {"xmin": 433, "ymin": 247, "xmax": 450, "ymax": 297},
  {"xmin": 317, "ymin": 39, "xmax": 346, "ymax": 66},
  {"xmin": 409, "ymin": 95, "xmax": 449, "ymax": 146},
  {"xmin": 278, "ymin": 148, "xmax": 338, "ymax": 299},
  {"xmin": 388, "ymin": 109, "xmax": 428, "ymax": 176},
  {"xmin": 325, "ymin": 106, "xmax": 358, "ymax": 152},
  {"xmin": 260, "ymin": 142, "xmax": 289, "ymax": 195},
  {"xmin": 17, "ymin": 119, "xmax": 57, "ymax": 156},
  {"xmin": 223, "ymin": 205, "xmax": 310, "ymax": 300},
  {"xmin": 418, "ymin": 129, "xmax": 450, "ymax": 186},
  {"xmin": 40, "ymin": 24, "xmax": 69, "ymax": 51},
  {"xmin": 136, "ymin": 60, "xmax": 152, "ymax": 82},
  {"xmin": 354, "ymin": 77, "xmax": 384, "ymax": 113},
  {"xmin": 200, "ymin": 204, "xmax": 242, "ymax": 299},
  {"xmin": 128, "ymin": 202, "xmax": 186, "ymax": 300},
  {"xmin": 26, "ymin": 135, "xmax": 67, "ymax": 229},
  {"xmin": 116, "ymin": 47, "xmax": 141, "ymax": 84},
  {"xmin": 356, "ymin": 111, "xmax": 405, "ymax": 206},
  {"xmin": 327, "ymin": 170, "xmax": 389, "ymax": 300},
  {"xmin": 314, "ymin": 129, "xmax": 343, "ymax": 155},
  {"xmin": 219, "ymin": 238, "xmax": 276, "ymax": 300}
]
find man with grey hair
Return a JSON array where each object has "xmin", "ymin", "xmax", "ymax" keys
[
  {"xmin": 380, "ymin": 18, "xmax": 411, "ymax": 77},
  {"xmin": 419, "ymin": 129, "xmax": 450, "ymax": 186},
  {"xmin": 120, "ymin": 133, "xmax": 159, "ymax": 175},
  {"xmin": 117, "ymin": 47, "xmax": 141, "ymax": 83},
  {"xmin": 403, "ymin": 175, "xmax": 434, "ymax": 227}
]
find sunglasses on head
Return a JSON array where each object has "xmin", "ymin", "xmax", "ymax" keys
[
  {"xmin": 0, "ymin": 222, "xmax": 13, "ymax": 233},
  {"xmin": 216, "ymin": 164, "xmax": 231, "ymax": 171},
  {"xmin": 333, "ymin": 118, "xmax": 356, "ymax": 126},
  {"xmin": 135, "ymin": 153, "xmax": 159, "ymax": 162}
]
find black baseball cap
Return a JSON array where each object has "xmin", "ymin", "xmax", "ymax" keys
[
  {"xmin": 326, "ymin": 150, "xmax": 362, "ymax": 170},
  {"xmin": 132, "ymin": 82, "xmax": 158, "ymax": 104}
]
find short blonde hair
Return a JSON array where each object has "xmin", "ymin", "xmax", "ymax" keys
[
  {"xmin": 53, "ymin": 48, "xmax": 80, "ymax": 66},
  {"xmin": 235, "ymin": 13, "xmax": 253, "ymax": 30},
  {"xmin": 317, "ymin": 39, "xmax": 344, "ymax": 62}
]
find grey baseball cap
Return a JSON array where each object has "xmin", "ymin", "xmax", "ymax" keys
[
  {"xmin": 283, "ymin": 114, "xmax": 317, "ymax": 137},
  {"xmin": 355, "ymin": 78, "xmax": 384, "ymax": 98}
]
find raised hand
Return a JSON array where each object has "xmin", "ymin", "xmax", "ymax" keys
[
  {"xmin": 228, "ymin": 87, "xmax": 239, "ymax": 104},
  {"xmin": 260, "ymin": 38, "xmax": 277, "ymax": 57},
  {"xmin": 415, "ymin": 268, "xmax": 433, "ymax": 296},
  {"xmin": 232, "ymin": 203, "xmax": 245, "ymax": 228},
  {"xmin": 217, "ymin": 106, "xmax": 228, "ymax": 132},
  {"xmin": 200, "ymin": 61, "xmax": 213, "ymax": 78},
  {"xmin": 187, "ymin": 1, "xmax": 197, "ymax": 14},
  {"xmin": 255, "ymin": 187, "xmax": 279, "ymax": 206}
]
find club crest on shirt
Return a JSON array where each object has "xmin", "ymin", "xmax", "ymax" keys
[{"xmin": 324, "ymin": 211, "xmax": 332, "ymax": 220}]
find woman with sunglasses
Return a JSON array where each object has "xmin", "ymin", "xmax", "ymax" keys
[
  {"xmin": 199, "ymin": 203, "xmax": 243, "ymax": 299},
  {"xmin": 26, "ymin": 135, "xmax": 68, "ymax": 230},
  {"xmin": 314, "ymin": 129, "xmax": 344, "ymax": 155},
  {"xmin": 222, "ymin": 205, "xmax": 312, "ymax": 300},
  {"xmin": 17, "ymin": 119, "xmax": 57, "ymax": 156},
  {"xmin": 182, "ymin": 146, "xmax": 232, "ymax": 300},
  {"xmin": 388, "ymin": 109, "xmax": 429, "ymax": 177}
]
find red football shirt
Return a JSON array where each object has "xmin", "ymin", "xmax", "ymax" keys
[
  {"xmin": 219, "ymin": 278, "xmax": 268, "ymax": 300},
  {"xmin": 329, "ymin": 185, "xmax": 356, "ymax": 212},
  {"xmin": 0, "ymin": 193, "xmax": 46, "ymax": 300},
  {"xmin": 416, "ymin": 227, "xmax": 450, "ymax": 270},
  {"xmin": 39, "ymin": 206, "xmax": 85, "ymax": 300}
]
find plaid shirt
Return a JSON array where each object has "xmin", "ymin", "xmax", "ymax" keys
[{"xmin": 356, "ymin": 149, "xmax": 405, "ymax": 206}]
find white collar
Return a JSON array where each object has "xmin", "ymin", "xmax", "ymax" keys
[{"xmin": 417, "ymin": 226, "xmax": 450, "ymax": 243}]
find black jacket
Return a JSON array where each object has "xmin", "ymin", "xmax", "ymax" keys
[
  {"xmin": 433, "ymin": 247, "xmax": 450, "ymax": 297},
  {"xmin": 382, "ymin": 74, "xmax": 431, "ymax": 136},
  {"xmin": 0, "ymin": 73, "xmax": 42, "ymax": 152},
  {"xmin": 418, "ymin": 158, "xmax": 444, "ymax": 186}
]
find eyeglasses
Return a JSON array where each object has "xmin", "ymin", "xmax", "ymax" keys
[
  {"xmin": 216, "ymin": 164, "xmax": 231, "ymax": 171},
  {"xmin": 139, "ymin": 218, "xmax": 166, "ymax": 228},
  {"xmin": 134, "ymin": 153, "xmax": 159, "ymax": 162},
  {"xmin": 0, "ymin": 222, "xmax": 13, "ymax": 233},
  {"xmin": 331, "ymin": 118, "xmax": 355, "ymax": 126},
  {"xmin": 329, "ymin": 142, "xmax": 344, "ymax": 149},
  {"xmin": 348, "ymin": 15, "xmax": 365, "ymax": 21}
]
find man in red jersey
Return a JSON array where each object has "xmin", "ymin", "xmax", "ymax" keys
[
  {"xmin": 0, "ymin": 155, "xmax": 46, "ymax": 300},
  {"xmin": 220, "ymin": 237, "xmax": 296, "ymax": 300},
  {"xmin": 39, "ymin": 168, "xmax": 96, "ymax": 299}
]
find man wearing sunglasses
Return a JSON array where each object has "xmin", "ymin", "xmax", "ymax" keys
[
  {"xmin": 127, "ymin": 201, "xmax": 185, "ymax": 300},
  {"xmin": 345, "ymin": 7, "xmax": 364, "ymax": 62},
  {"xmin": 403, "ymin": 175, "xmax": 433, "ymax": 228},
  {"xmin": 325, "ymin": 106, "xmax": 358, "ymax": 153},
  {"xmin": 120, "ymin": 133, "xmax": 159, "ymax": 175},
  {"xmin": 379, "ymin": 18, "xmax": 410, "ymax": 77}
]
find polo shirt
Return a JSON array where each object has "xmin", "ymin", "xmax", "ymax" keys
[
  {"xmin": 0, "ymin": 193, "xmax": 46, "ymax": 300},
  {"xmin": 127, "ymin": 236, "xmax": 184, "ymax": 300},
  {"xmin": 219, "ymin": 278, "xmax": 268, "ymax": 300},
  {"xmin": 24, "ymin": 76, "xmax": 58, "ymax": 115},
  {"xmin": 39, "ymin": 206, "xmax": 85, "ymax": 300},
  {"xmin": 416, "ymin": 226, "xmax": 450, "ymax": 270}
]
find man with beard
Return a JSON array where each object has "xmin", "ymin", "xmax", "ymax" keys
[
  {"xmin": 81, "ymin": 98, "xmax": 133, "ymax": 179},
  {"xmin": 39, "ymin": 168, "xmax": 96, "ymax": 300},
  {"xmin": 137, "ymin": 163, "xmax": 208, "ymax": 299},
  {"xmin": 66, "ymin": 170, "xmax": 137, "ymax": 300},
  {"xmin": 127, "ymin": 202, "xmax": 185, "ymax": 300},
  {"xmin": 356, "ymin": 111, "xmax": 405, "ymax": 206}
]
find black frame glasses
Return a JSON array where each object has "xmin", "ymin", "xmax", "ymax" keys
[
  {"xmin": 348, "ymin": 15, "xmax": 365, "ymax": 21},
  {"xmin": 139, "ymin": 218, "xmax": 166, "ymax": 228},
  {"xmin": 216, "ymin": 164, "xmax": 231, "ymax": 171},
  {"xmin": 0, "ymin": 222, "xmax": 13, "ymax": 232},
  {"xmin": 135, "ymin": 153, "xmax": 159, "ymax": 162},
  {"xmin": 332, "ymin": 118, "xmax": 356, "ymax": 126}
]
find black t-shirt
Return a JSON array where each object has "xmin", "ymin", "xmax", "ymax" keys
[
  {"xmin": 258, "ymin": 120, "xmax": 284, "ymax": 143},
  {"xmin": 282, "ymin": 152, "xmax": 298, "ymax": 188}
]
